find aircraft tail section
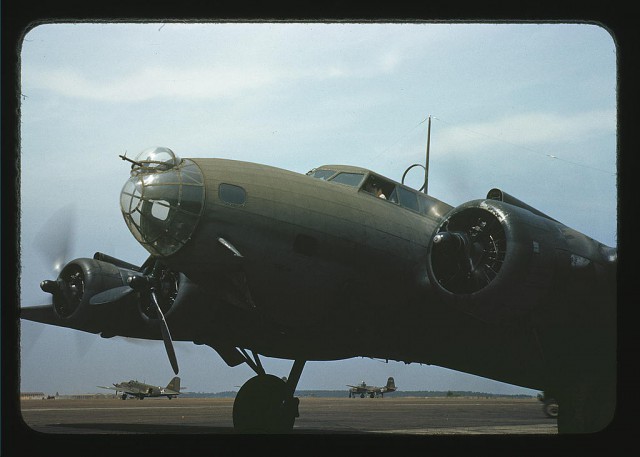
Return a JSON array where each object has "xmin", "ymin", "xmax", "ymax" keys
[
  {"xmin": 385, "ymin": 377, "xmax": 396, "ymax": 391},
  {"xmin": 166, "ymin": 376, "xmax": 180, "ymax": 392}
]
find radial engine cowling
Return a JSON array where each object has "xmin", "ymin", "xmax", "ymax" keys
[
  {"xmin": 40, "ymin": 257, "xmax": 143, "ymax": 325},
  {"xmin": 425, "ymin": 189, "xmax": 616, "ymax": 324}
]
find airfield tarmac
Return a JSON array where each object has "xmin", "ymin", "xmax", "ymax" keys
[{"xmin": 18, "ymin": 396, "xmax": 557, "ymax": 435}]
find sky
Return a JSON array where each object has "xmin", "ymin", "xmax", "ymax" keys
[{"xmin": 17, "ymin": 21, "xmax": 617, "ymax": 396}]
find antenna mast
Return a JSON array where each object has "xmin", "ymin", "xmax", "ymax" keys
[
  {"xmin": 400, "ymin": 115, "xmax": 433, "ymax": 193},
  {"xmin": 424, "ymin": 115, "xmax": 431, "ymax": 194}
]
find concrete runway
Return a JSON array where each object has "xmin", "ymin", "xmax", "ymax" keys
[{"xmin": 18, "ymin": 396, "xmax": 557, "ymax": 435}]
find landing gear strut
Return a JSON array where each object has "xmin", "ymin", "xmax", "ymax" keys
[{"xmin": 232, "ymin": 350, "xmax": 305, "ymax": 433}]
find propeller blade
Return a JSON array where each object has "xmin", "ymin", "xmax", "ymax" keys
[
  {"xmin": 73, "ymin": 330, "xmax": 98, "ymax": 359},
  {"xmin": 89, "ymin": 286, "xmax": 135, "ymax": 305},
  {"xmin": 150, "ymin": 290, "xmax": 179, "ymax": 375},
  {"xmin": 34, "ymin": 204, "xmax": 77, "ymax": 274}
]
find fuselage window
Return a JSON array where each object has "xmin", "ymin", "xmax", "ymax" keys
[
  {"xmin": 219, "ymin": 183, "xmax": 246, "ymax": 206},
  {"xmin": 308, "ymin": 169, "xmax": 336, "ymax": 180},
  {"xmin": 330, "ymin": 172, "xmax": 365, "ymax": 187}
]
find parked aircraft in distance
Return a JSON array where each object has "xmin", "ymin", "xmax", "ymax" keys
[
  {"xmin": 98, "ymin": 376, "xmax": 182, "ymax": 400},
  {"xmin": 22, "ymin": 146, "xmax": 616, "ymax": 433},
  {"xmin": 348, "ymin": 377, "xmax": 397, "ymax": 398}
]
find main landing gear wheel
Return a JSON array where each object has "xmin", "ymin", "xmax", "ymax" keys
[
  {"xmin": 233, "ymin": 374, "xmax": 299, "ymax": 433},
  {"xmin": 543, "ymin": 400, "xmax": 559, "ymax": 418}
]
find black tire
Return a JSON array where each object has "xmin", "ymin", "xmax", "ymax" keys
[
  {"xmin": 233, "ymin": 374, "xmax": 296, "ymax": 433},
  {"xmin": 543, "ymin": 399, "xmax": 559, "ymax": 418}
]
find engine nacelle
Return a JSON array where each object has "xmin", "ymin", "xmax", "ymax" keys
[
  {"xmin": 42, "ymin": 257, "xmax": 142, "ymax": 325},
  {"xmin": 425, "ymin": 189, "xmax": 616, "ymax": 324}
]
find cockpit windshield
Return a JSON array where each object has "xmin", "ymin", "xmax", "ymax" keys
[
  {"xmin": 307, "ymin": 168, "xmax": 337, "ymax": 180},
  {"xmin": 329, "ymin": 172, "xmax": 364, "ymax": 187},
  {"xmin": 306, "ymin": 168, "xmax": 364, "ymax": 187}
]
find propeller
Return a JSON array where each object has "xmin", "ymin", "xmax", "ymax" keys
[
  {"xmin": 433, "ymin": 231, "xmax": 474, "ymax": 275},
  {"xmin": 32, "ymin": 204, "xmax": 179, "ymax": 374},
  {"xmin": 30, "ymin": 204, "xmax": 97, "ymax": 356},
  {"xmin": 150, "ymin": 288, "xmax": 179, "ymax": 375},
  {"xmin": 128, "ymin": 260, "xmax": 180, "ymax": 375},
  {"xmin": 34, "ymin": 204, "xmax": 77, "ymax": 275},
  {"xmin": 431, "ymin": 214, "xmax": 506, "ymax": 294}
]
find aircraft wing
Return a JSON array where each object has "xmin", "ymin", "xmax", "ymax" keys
[
  {"xmin": 20, "ymin": 261, "xmax": 248, "ymax": 376},
  {"xmin": 21, "ymin": 305, "xmax": 101, "ymax": 334},
  {"xmin": 98, "ymin": 385, "xmax": 144, "ymax": 395},
  {"xmin": 20, "ymin": 301, "xmax": 164, "ymax": 341},
  {"xmin": 97, "ymin": 386, "xmax": 119, "ymax": 391},
  {"xmin": 348, "ymin": 386, "xmax": 376, "ymax": 394},
  {"xmin": 347, "ymin": 385, "xmax": 366, "ymax": 392},
  {"xmin": 128, "ymin": 388, "xmax": 146, "ymax": 395}
]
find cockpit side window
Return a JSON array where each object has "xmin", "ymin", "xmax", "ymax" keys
[
  {"xmin": 388, "ymin": 187, "xmax": 398, "ymax": 203},
  {"xmin": 361, "ymin": 174, "xmax": 428, "ymax": 214},
  {"xmin": 362, "ymin": 175, "xmax": 395, "ymax": 201},
  {"xmin": 417, "ymin": 194, "xmax": 431, "ymax": 215},
  {"xmin": 397, "ymin": 186, "xmax": 419, "ymax": 212},
  {"xmin": 307, "ymin": 169, "xmax": 337, "ymax": 180},
  {"xmin": 330, "ymin": 172, "xmax": 364, "ymax": 187}
]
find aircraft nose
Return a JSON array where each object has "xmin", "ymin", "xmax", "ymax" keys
[{"xmin": 120, "ymin": 147, "xmax": 206, "ymax": 257}]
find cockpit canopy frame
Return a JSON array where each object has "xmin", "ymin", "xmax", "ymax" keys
[{"xmin": 307, "ymin": 164, "xmax": 442, "ymax": 217}]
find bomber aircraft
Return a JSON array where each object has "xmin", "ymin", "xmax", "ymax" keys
[
  {"xmin": 21, "ymin": 146, "xmax": 616, "ymax": 433},
  {"xmin": 348, "ymin": 377, "xmax": 397, "ymax": 398},
  {"xmin": 98, "ymin": 376, "xmax": 182, "ymax": 400}
]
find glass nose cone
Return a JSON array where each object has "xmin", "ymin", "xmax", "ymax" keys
[{"xmin": 120, "ymin": 147, "xmax": 205, "ymax": 257}]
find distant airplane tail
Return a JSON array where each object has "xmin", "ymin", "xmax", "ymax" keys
[
  {"xmin": 385, "ymin": 377, "xmax": 396, "ymax": 391},
  {"xmin": 167, "ymin": 376, "xmax": 180, "ymax": 392}
]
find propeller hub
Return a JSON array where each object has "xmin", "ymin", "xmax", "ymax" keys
[
  {"xmin": 128, "ymin": 275, "xmax": 151, "ymax": 292},
  {"xmin": 433, "ymin": 231, "xmax": 466, "ymax": 251},
  {"xmin": 429, "ymin": 208, "xmax": 506, "ymax": 295},
  {"xmin": 40, "ymin": 279, "xmax": 60, "ymax": 294}
]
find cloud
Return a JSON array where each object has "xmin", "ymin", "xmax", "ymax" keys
[
  {"xmin": 433, "ymin": 110, "xmax": 616, "ymax": 155},
  {"xmin": 24, "ymin": 65, "xmax": 287, "ymax": 102},
  {"xmin": 24, "ymin": 56, "xmax": 398, "ymax": 103},
  {"xmin": 21, "ymin": 24, "xmax": 413, "ymax": 103}
]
